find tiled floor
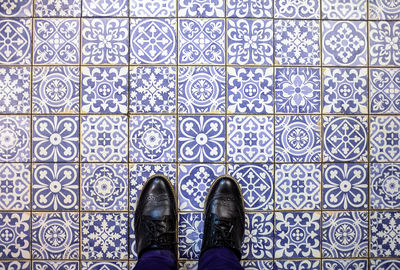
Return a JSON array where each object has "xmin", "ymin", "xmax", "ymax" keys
[{"xmin": 0, "ymin": 0, "xmax": 400, "ymax": 269}]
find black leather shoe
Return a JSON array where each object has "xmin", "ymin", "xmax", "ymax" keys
[
  {"xmin": 135, "ymin": 175, "xmax": 177, "ymax": 258},
  {"xmin": 201, "ymin": 176, "xmax": 245, "ymax": 259}
]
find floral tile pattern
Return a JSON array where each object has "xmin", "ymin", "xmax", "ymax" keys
[
  {"xmin": 322, "ymin": 260, "xmax": 368, "ymax": 270},
  {"xmin": 369, "ymin": 0, "xmax": 400, "ymax": 20},
  {"xmin": 82, "ymin": 261, "xmax": 128, "ymax": 270},
  {"xmin": 178, "ymin": 0, "xmax": 224, "ymax": 17},
  {"xmin": 0, "ymin": 19, "xmax": 31, "ymax": 65},
  {"xmin": 275, "ymin": 260, "xmax": 320, "ymax": 270},
  {"xmin": 178, "ymin": 212, "xmax": 204, "ymax": 259},
  {"xmin": 82, "ymin": 0, "xmax": 127, "ymax": 16},
  {"xmin": 0, "ymin": 212, "xmax": 30, "ymax": 259},
  {"xmin": 370, "ymin": 68, "xmax": 400, "ymax": 114},
  {"xmin": 0, "ymin": 67, "xmax": 30, "ymax": 113},
  {"xmin": 370, "ymin": 211, "xmax": 400, "ymax": 257},
  {"xmin": 0, "ymin": 163, "xmax": 30, "ymax": 210},
  {"xmin": 0, "ymin": 261, "xmax": 30, "ymax": 270},
  {"xmin": 371, "ymin": 163, "xmax": 400, "ymax": 209},
  {"xmin": 370, "ymin": 116, "xmax": 400, "ymax": 162},
  {"xmin": 0, "ymin": 116, "xmax": 30, "ymax": 162},
  {"xmin": 0, "ymin": 0, "xmax": 32, "ymax": 16},
  {"xmin": 274, "ymin": 0, "xmax": 319, "ymax": 18},
  {"xmin": 226, "ymin": 0, "xmax": 272, "ymax": 17},
  {"xmin": 370, "ymin": 259, "xmax": 400, "ymax": 269},
  {"xmin": 322, "ymin": 0, "xmax": 366, "ymax": 19},
  {"xmin": 242, "ymin": 212, "xmax": 273, "ymax": 259},
  {"xmin": 369, "ymin": 21, "xmax": 400, "ymax": 66},
  {"xmin": 130, "ymin": 0, "xmax": 175, "ymax": 17},
  {"xmin": 33, "ymin": 261, "xmax": 79, "ymax": 270},
  {"xmin": 35, "ymin": 0, "xmax": 81, "ymax": 16}
]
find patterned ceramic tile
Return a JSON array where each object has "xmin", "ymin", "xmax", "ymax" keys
[
  {"xmin": 275, "ymin": 260, "xmax": 320, "ymax": 270},
  {"xmin": 323, "ymin": 163, "xmax": 368, "ymax": 210},
  {"xmin": 32, "ymin": 163, "xmax": 79, "ymax": 210},
  {"xmin": 275, "ymin": 67, "xmax": 321, "ymax": 113},
  {"xmin": 369, "ymin": 0, "xmax": 400, "ymax": 19},
  {"xmin": 0, "ymin": 212, "xmax": 30, "ymax": 259},
  {"xmin": 35, "ymin": 0, "xmax": 81, "ymax": 16},
  {"xmin": 33, "ymin": 116, "xmax": 79, "ymax": 162},
  {"xmin": 275, "ymin": 115, "xmax": 321, "ymax": 162},
  {"xmin": 81, "ymin": 115, "xmax": 128, "ymax": 162},
  {"xmin": 178, "ymin": 0, "xmax": 224, "ymax": 17},
  {"xmin": 81, "ymin": 66, "xmax": 128, "ymax": 114},
  {"xmin": 82, "ymin": 19, "xmax": 129, "ymax": 65},
  {"xmin": 32, "ymin": 212, "xmax": 79, "ymax": 259},
  {"xmin": 371, "ymin": 163, "xmax": 400, "ymax": 209},
  {"xmin": 130, "ymin": 0, "xmax": 175, "ymax": 17},
  {"xmin": 0, "ymin": 19, "xmax": 31, "ymax": 65},
  {"xmin": 0, "ymin": 163, "xmax": 30, "ymax": 210},
  {"xmin": 33, "ymin": 66, "xmax": 80, "ymax": 113},
  {"xmin": 370, "ymin": 259, "xmax": 400, "ymax": 269},
  {"xmin": 322, "ymin": 259, "xmax": 368, "ymax": 270},
  {"xmin": 33, "ymin": 19, "xmax": 79, "ymax": 65},
  {"xmin": 370, "ymin": 68, "xmax": 400, "ymax": 114},
  {"xmin": 82, "ymin": 213, "xmax": 128, "ymax": 260},
  {"xmin": 178, "ymin": 212, "xmax": 204, "ymax": 259},
  {"xmin": 178, "ymin": 261, "xmax": 197, "ymax": 269},
  {"xmin": 275, "ymin": 0, "xmax": 319, "ymax": 18},
  {"xmin": 130, "ymin": 19, "xmax": 176, "ymax": 64},
  {"xmin": 81, "ymin": 163, "xmax": 128, "ymax": 211},
  {"xmin": 128, "ymin": 213, "xmax": 137, "ymax": 260},
  {"xmin": 370, "ymin": 211, "xmax": 400, "ymax": 257},
  {"xmin": 82, "ymin": 0, "xmax": 127, "ymax": 16},
  {"xmin": 33, "ymin": 261, "xmax": 79, "ymax": 270},
  {"xmin": 275, "ymin": 20, "xmax": 320, "ymax": 65},
  {"xmin": 227, "ymin": 19, "xmax": 273, "ymax": 65},
  {"xmin": 323, "ymin": 68, "xmax": 368, "ymax": 114},
  {"xmin": 178, "ymin": 19, "xmax": 225, "ymax": 64},
  {"xmin": 82, "ymin": 261, "xmax": 128, "ymax": 270},
  {"xmin": 0, "ymin": 116, "xmax": 30, "ymax": 162},
  {"xmin": 227, "ymin": 67, "xmax": 273, "ymax": 114},
  {"xmin": 130, "ymin": 66, "xmax": 176, "ymax": 113},
  {"xmin": 242, "ymin": 212, "xmax": 273, "ymax": 259},
  {"xmin": 0, "ymin": 261, "xmax": 30, "ymax": 270},
  {"xmin": 241, "ymin": 261, "xmax": 274, "ymax": 269},
  {"xmin": 0, "ymin": 0, "xmax": 32, "ymax": 16},
  {"xmin": 370, "ymin": 21, "xmax": 400, "ymax": 66},
  {"xmin": 228, "ymin": 116, "xmax": 273, "ymax": 162},
  {"xmin": 276, "ymin": 164, "xmax": 321, "ymax": 210},
  {"xmin": 370, "ymin": 116, "xmax": 400, "ymax": 162},
  {"xmin": 0, "ymin": 67, "xmax": 30, "ymax": 113},
  {"xmin": 178, "ymin": 116, "xmax": 225, "ymax": 162},
  {"xmin": 323, "ymin": 116, "xmax": 368, "ymax": 162},
  {"xmin": 275, "ymin": 212, "xmax": 321, "ymax": 258},
  {"xmin": 227, "ymin": 0, "xmax": 272, "ymax": 17},
  {"xmin": 322, "ymin": 0, "xmax": 366, "ymax": 19},
  {"xmin": 129, "ymin": 116, "xmax": 175, "ymax": 162}
]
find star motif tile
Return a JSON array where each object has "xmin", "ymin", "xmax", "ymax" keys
[
  {"xmin": 0, "ymin": 66, "xmax": 30, "ymax": 113},
  {"xmin": 370, "ymin": 68, "xmax": 400, "ymax": 114},
  {"xmin": 370, "ymin": 211, "xmax": 400, "ymax": 257}
]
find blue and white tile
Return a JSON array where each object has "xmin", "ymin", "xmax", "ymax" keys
[
  {"xmin": 227, "ymin": 67, "xmax": 273, "ymax": 114},
  {"xmin": 178, "ymin": 116, "xmax": 225, "ymax": 162},
  {"xmin": 371, "ymin": 163, "xmax": 400, "ymax": 209},
  {"xmin": 276, "ymin": 164, "xmax": 321, "ymax": 210},
  {"xmin": 81, "ymin": 163, "xmax": 128, "ymax": 211},
  {"xmin": 33, "ymin": 116, "xmax": 79, "ymax": 162},
  {"xmin": 0, "ymin": 163, "xmax": 30, "ymax": 210},
  {"xmin": 82, "ymin": 213, "xmax": 128, "ymax": 260},
  {"xmin": 369, "ymin": 0, "xmax": 400, "ymax": 19},
  {"xmin": 32, "ymin": 212, "xmax": 79, "ymax": 259},
  {"xmin": 129, "ymin": 262, "xmax": 136, "ymax": 270},
  {"xmin": 82, "ymin": 19, "xmax": 129, "ymax": 65},
  {"xmin": 322, "ymin": 260, "xmax": 368, "ymax": 270},
  {"xmin": 370, "ymin": 68, "xmax": 400, "ymax": 114},
  {"xmin": 370, "ymin": 21, "xmax": 400, "ymax": 66},
  {"xmin": 128, "ymin": 214, "xmax": 137, "ymax": 260},
  {"xmin": 33, "ymin": 261, "xmax": 79, "ymax": 270},
  {"xmin": 322, "ymin": 0, "xmax": 366, "ymax": 19},
  {"xmin": 179, "ymin": 164, "xmax": 224, "ymax": 211},
  {"xmin": 228, "ymin": 116, "xmax": 273, "ymax": 162},
  {"xmin": 178, "ymin": 212, "xmax": 204, "ymax": 260},
  {"xmin": 274, "ymin": 20, "xmax": 320, "ymax": 65},
  {"xmin": 130, "ymin": 66, "xmax": 176, "ymax": 113},
  {"xmin": 370, "ymin": 259, "xmax": 400, "ymax": 270},
  {"xmin": 323, "ymin": 68, "xmax": 368, "ymax": 114},
  {"xmin": 0, "ymin": 116, "xmax": 30, "ymax": 162},
  {"xmin": 226, "ymin": 0, "xmax": 272, "ymax": 18},
  {"xmin": 227, "ymin": 19, "xmax": 273, "ymax": 65},
  {"xmin": 130, "ymin": 19, "xmax": 176, "ymax": 64},
  {"xmin": 275, "ymin": 67, "xmax": 321, "ymax": 113},
  {"xmin": 0, "ymin": 67, "xmax": 30, "ymax": 113},
  {"xmin": 33, "ymin": 66, "xmax": 79, "ymax": 113},
  {"xmin": 129, "ymin": 116, "xmax": 175, "ymax": 162},
  {"xmin": 323, "ymin": 116, "xmax": 368, "ymax": 162},
  {"xmin": 275, "ymin": 212, "xmax": 321, "ymax": 258},
  {"xmin": 178, "ymin": 261, "xmax": 197, "ymax": 269},
  {"xmin": 178, "ymin": 0, "xmax": 224, "ymax": 17},
  {"xmin": 178, "ymin": 66, "xmax": 225, "ymax": 113},
  {"xmin": 275, "ymin": 115, "xmax": 321, "ymax": 162},
  {"xmin": 370, "ymin": 116, "xmax": 400, "ymax": 162},
  {"xmin": 323, "ymin": 163, "xmax": 368, "ymax": 210},
  {"xmin": 35, "ymin": 0, "xmax": 81, "ymax": 16},
  {"xmin": 32, "ymin": 163, "xmax": 79, "ymax": 210},
  {"xmin": 82, "ymin": 261, "xmax": 128, "ymax": 270},
  {"xmin": 0, "ymin": 212, "xmax": 30, "ymax": 259},
  {"xmin": 275, "ymin": 260, "xmax": 320, "ymax": 270},
  {"xmin": 33, "ymin": 19, "xmax": 79, "ymax": 65},
  {"xmin": 241, "ymin": 261, "xmax": 273, "ymax": 269},
  {"xmin": 81, "ymin": 115, "xmax": 128, "ymax": 162},
  {"xmin": 370, "ymin": 211, "xmax": 400, "ymax": 257},
  {"xmin": 0, "ymin": 0, "xmax": 32, "ymax": 16},
  {"xmin": 274, "ymin": 0, "xmax": 319, "ymax": 18},
  {"xmin": 81, "ymin": 66, "xmax": 128, "ymax": 114},
  {"xmin": 0, "ymin": 261, "xmax": 30, "ymax": 270},
  {"xmin": 323, "ymin": 21, "xmax": 367, "ymax": 66},
  {"xmin": 82, "ymin": 0, "xmax": 127, "ymax": 16},
  {"xmin": 178, "ymin": 19, "xmax": 224, "ymax": 65},
  {"xmin": 130, "ymin": 0, "xmax": 175, "ymax": 17},
  {"xmin": 242, "ymin": 213, "xmax": 273, "ymax": 259},
  {"xmin": 0, "ymin": 19, "xmax": 31, "ymax": 65}
]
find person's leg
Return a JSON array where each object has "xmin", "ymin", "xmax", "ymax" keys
[
  {"xmin": 198, "ymin": 248, "xmax": 243, "ymax": 270},
  {"xmin": 134, "ymin": 249, "xmax": 176, "ymax": 270}
]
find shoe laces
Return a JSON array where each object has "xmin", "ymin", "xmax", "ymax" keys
[
  {"xmin": 143, "ymin": 215, "xmax": 176, "ymax": 247},
  {"xmin": 210, "ymin": 215, "xmax": 236, "ymax": 248}
]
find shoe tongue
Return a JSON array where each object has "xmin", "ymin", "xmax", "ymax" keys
[{"xmin": 209, "ymin": 199, "xmax": 236, "ymax": 219}]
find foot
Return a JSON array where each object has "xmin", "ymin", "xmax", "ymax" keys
[
  {"xmin": 135, "ymin": 175, "xmax": 177, "ymax": 258},
  {"xmin": 201, "ymin": 176, "xmax": 245, "ymax": 259}
]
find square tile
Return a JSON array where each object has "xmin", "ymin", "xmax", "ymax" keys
[
  {"xmin": 33, "ymin": 66, "xmax": 80, "ymax": 113},
  {"xmin": 0, "ymin": 163, "xmax": 30, "ymax": 210},
  {"xmin": 322, "ymin": 260, "xmax": 367, "ymax": 269},
  {"xmin": 227, "ymin": 19, "xmax": 273, "ymax": 65},
  {"xmin": 178, "ymin": 19, "xmax": 225, "ymax": 64},
  {"xmin": 0, "ymin": 19, "xmax": 31, "ymax": 65},
  {"xmin": 227, "ymin": 0, "xmax": 272, "ymax": 18},
  {"xmin": 0, "ymin": 116, "xmax": 30, "ymax": 162},
  {"xmin": 370, "ymin": 211, "xmax": 400, "ymax": 257},
  {"xmin": 32, "ymin": 212, "xmax": 79, "ymax": 259},
  {"xmin": 322, "ymin": 0, "xmax": 366, "ymax": 19},
  {"xmin": 0, "ymin": 0, "xmax": 32, "ymax": 16},
  {"xmin": 370, "ymin": 116, "xmax": 400, "ymax": 162},
  {"xmin": 369, "ymin": 0, "xmax": 400, "ymax": 19},
  {"xmin": 130, "ymin": 0, "xmax": 175, "ymax": 17},
  {"xmin": 130, "ymin": 19, "xmax": 176, "ymax": 64},
  {"xmin": 33, "ymin": 262, "xmax": 79, "ymax": 270},
  {"xmin": 323, "ymin": 21, "xmax": 367, "ymax": 66},
  {"xmin": 81, "ymin": 115, "xmax": 128, "ymax": 162},
  {"xmin": 178, "ymin": 212, "xmax": 204, "ymax": 259},
  {"xmin": 0, "ymin": 261, "xmax": 30, "ymax": 269},
  {"xmin": 32, "ymin": 163, "xmax": 79, "ymax": 210},
  {"xmin": 227, "ymin": 67, "xmax": 273, "ymax": 114},
  {"xmin": 275, "ymin": 0, "xmax": 319, "ymax": 18},
  {"xmin": 242, "ymin": 261, "xmax": 274, "ymax": 269},
  {"xmin": 370, "ymin": 68, "xmax": 400, "ymax": 114},
  {"xmin": 130, "ymin": 66, "xmax": 176, "ymax": 113},
  {"xmin": 371, "ymin": 163, "xmax": 400, "ymax": 209},
  {"xmin": 178, "ymin": 116, "xmax": 225, "ymax": 162},
  {"xmin": 228, "ymin": 116, "xmax": 273, "ymax": 162},
  {"xmin": 275, "ymin": 115, "xmax": 321, "ymax": 162},
  {"xmin": 0, "ymin": 212, "xmax": 30, "ymax": 259},
  {"xmin": 370, "ymin": 259, "xmax": 400, "ymax": 269},
  {"xmin": 323, "ymin": 163, "xmax": 368, "ymax": 210},
  {"xmin": 275, "ymin": 20, "xmax": 320, "ymax": 65},
  {"xmin": 276, "ymin": 164, "xmax": 321, "ymax": 210},
  {"xmin": 33, "ymin": 19, "xmax": 79, "ymax": 64},
  {"xmin": 33, "ymin": 116, "xmax": 79, "ymax": 162},
  {"xmin": 370, "ymin": 21, "xmax": 400, "ymax": 66},
  {"xmin": 82, "ymin": 262, "xmax": 128, "ymax": 270},
  {"xmin": 323, "ymin": 116, "xmax": 368, "ymax": 162},
  {"xmin": 178, "ymin": 0, "xmax": 224, "ymax": 17},
  {"xmin": 275, "ymin": 67, "xmax": 321, "ymax": 113},
  {"xmin": 323, "ymin": 68, "xmax": 368, "ymax": 114},
  {"xmin": 81, "ymin": 66, "xmax": 128, "ymax": 113},
  {"xmin": 35, "ymin": 0, "xmax": 81, "ymax": 16},
  {"xmin": 178, "ymin": 66, "xmax": 225, "ymax": 113},
  {"xmin": 82, "ymin": 19, "xmax": 129, "ymax": 65},
  {"xmin": 275, "ymin": 260, "xmax": 320, "ymax": 270},
  {"xmin": 81, "ymin": 213, "xmax": 128, "ymax": 259},
  {"xmin": 129, "ymin": 116, "xmax": 175, "ymax": 162},
  {"xmin": 0, "ymin": 66, "xmax": 30, "ymax": 113},
  {"xmin": 242, "ymin": 213, "xmax": 273, "ymax": 259},
  {"xmin": 82, "ymin": 0, "xmax": 127, "ymax": 16},
  {"xmin": 81, "ymin": 163, "xmax": 128, "ymax": 211}
]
